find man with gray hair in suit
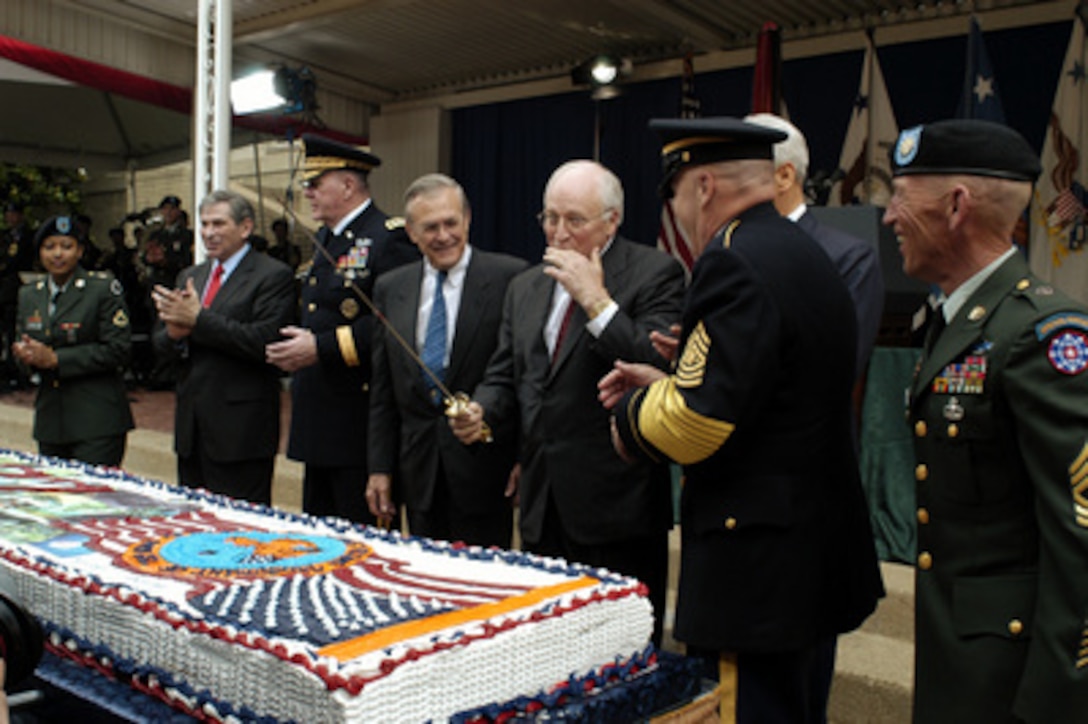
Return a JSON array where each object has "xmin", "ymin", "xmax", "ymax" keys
[{"xmin": 746, "ymin": 113, "xmax": 885, "ymax": 384}]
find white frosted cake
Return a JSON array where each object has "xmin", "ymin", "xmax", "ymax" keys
[{"xmin": 0, "ymin": 449, "xmax": 653, "ymax": 722}]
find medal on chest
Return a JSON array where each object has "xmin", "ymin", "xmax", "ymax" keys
[
  {"xmin": 59, "ymin": 322, "xmax": 81, "ymax": 344},
  {"xmin": 932, "ymin": 340, "xmax": 991, "ymax": 394},
  {"xmin": 336, "ymin": 234, "xmax": 372, "ymax": 280}
]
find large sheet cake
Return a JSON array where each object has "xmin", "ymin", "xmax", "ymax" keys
[{"xmin": 0, "ymin": 449, "xmax": 653, "ymax": 721}]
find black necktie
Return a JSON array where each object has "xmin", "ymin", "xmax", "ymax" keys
[{"xmin": 924, "ymin": 305, "xmax": 946, "ymax": 355}]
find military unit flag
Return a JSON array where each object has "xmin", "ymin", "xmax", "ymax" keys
[
  {"xmin": 1030, "ymin": 8, "xmax": 1088, "ymax": 304},
  {"xmin": 831, "ymin": 32, "xmax": 899, "ymax": 207}
]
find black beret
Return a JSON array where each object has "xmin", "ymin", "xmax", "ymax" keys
[
  {"xmin": 302, "ymin": 134, "xmax": 381, "ymax": 182},
  {"xmin": 159, "ymin": 195, "xmax": 182, "ymax": 208},
  {"xmin": 33, "ymin": 215, "xmax": 82, "ymax": 250},
  {"xmin": 891, "ymin": 119, "xmax": 1041, "ymax": 182},
  {"xmin": 4, "ymin": 202, "xmax": 23, "ymax": 214},
  {"xmin": 649, "ymin": 117, "xmax": 786, "ymax": 198}
]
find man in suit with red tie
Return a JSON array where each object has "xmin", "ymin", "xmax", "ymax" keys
[
  {"xmin": 366, "ymin": 174, "xmax": 526, "ymax": 546},
  {"xmin": 153, "ymin": 190, "xmax": 295, "ymax": 504},
  {"xmin": 449, "ymin": 160, "xmax": 685, "ymax": 644}
]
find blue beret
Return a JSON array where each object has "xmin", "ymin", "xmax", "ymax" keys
[
  {"xmin": 649, "ymin": 117, "xmax": 786, "ymax": 198},
  {"xmin": 891, "ymin": 119, "xmax": 1040, "ymax": 182}
]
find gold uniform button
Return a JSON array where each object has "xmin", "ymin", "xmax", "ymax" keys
[
  {"xmin": 1016, "ymin": 278, "xmax": 1030, "ymax": 291},
  {"xmin": 1008, "ymin": 619, "xmax": 1024, "ymax": 636},
  {"xmin": 914, "ymin": 420, "xmax": 927, "ymax": 437},
  {"xmin": 307, "ymin": 302, "xmax": 317, "ymax": 312},
  {"xmin": 917, "ymin": 508, "xmax": 930, "ymax": 525},
  {"xmin": 52, "ymin": 380, "xmax": 60, "ymax": 388},
  {"xmin": 361, "ymin": 383, "xmax": 369, "ymax": 393},
  {"xmin": 915, "ymin": 464, "xmax": 928, "ymax": 481},
  {"xmin": 724, "ymin": 517, "xmax": 738, "ymax": 530},
  {"xmin": 309, "ymin": 276, "xmax": 317, "ymax": 286},
  {"xmin": 947, "ymin": 423, "xmax": 959, "ymax": 438},
  {"xmin": 918, "ymin": 552, "xmax": 932, "ymax": 570}
]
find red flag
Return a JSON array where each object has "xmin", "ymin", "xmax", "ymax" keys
[
  {"xmin": 657, "ymin": 53, "xmax": 700, "ymax": 275},
  {"xmin": 751, "ymin": 22, "xmax": 782, "ymax": 114}
]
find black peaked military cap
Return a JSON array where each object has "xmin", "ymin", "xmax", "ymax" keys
[
  {"xmin": 891, "ymin": 119, "xmax": 1041, "ymax": 182},
  {"xmin": 301, "ymin": 133, "xmax": 382, "ymax": 182},
  {"xmin": 159, "ymin": 195, "xmax": 182, "ymax": 208},
  {"xmin": 34, "ymin": 215, "xmax": 81, "ymax": 250},
  {"xmin": 649, "ymin": 117, "xmax": 787, "ymax": 198}
]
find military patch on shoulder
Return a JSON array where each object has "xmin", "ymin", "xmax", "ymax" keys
[
  {"xmin": 1035, "ymin": 312, "xmax": 1088, "ymax": 340},
  {"xmin": 1047, "ymin": 329, "xmax": 1088, "ymax": 375},
  {"xmin": 385, "ymin": 216, "xmax": 405, "ymax": 231},
  {"xmin": 112, "ymin": 309, "xmax": 129, "ymax": 328},
  {"xmin": 110, "ymin": 279, "xmax": 123, "ymax": 296},
  {"xmin": 675, "ymin": 321, "xmax": 710, "ymax": 389}
]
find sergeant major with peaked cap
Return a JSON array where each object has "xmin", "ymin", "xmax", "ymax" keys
[
  {"xmin": 267, "ymin": 134, "xmax": 419, "ymax": 524},
  {"xmin": 600, "ymin": 117, "xmax": 883, "ymax": 723},
  {"xmin": 885, "ymin": 118, "xmax": 1088, "ymax": 723}
]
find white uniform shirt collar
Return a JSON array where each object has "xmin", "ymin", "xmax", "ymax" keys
[
  {"xmin": 943, "ymin": 246, "xmax": 1018, "ymax": 323},
  {"xmin": 332, "ymin": 198, "xmax": 373, "ymax": 236}
]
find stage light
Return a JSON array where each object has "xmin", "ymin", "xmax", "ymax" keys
[
  {"xmin": 231, "ymin": 70, "xmax": 281, "ymax": 114},
  {"xmin": 571, "ymin": 55, "xmax": 632, "ymax": 100},
  {"xmin": 231, "ymin": 66, "xmax": 317, "ymax": 115},
  {"xmin": 591, "ymin": 59, "xmax": 619, "ymax": 85}
]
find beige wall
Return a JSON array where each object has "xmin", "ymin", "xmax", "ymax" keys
[{"xmin": 368, "ymin": 106, "xmax": 450, "ymax": 216}]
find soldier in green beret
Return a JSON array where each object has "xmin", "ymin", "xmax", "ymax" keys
[
  {"xmin": 12, "ymin": 215, "xmax": 133, "ymax": 467},
  {"xmin": 886, "ymin": 119, "xmax": 1088, "ymax": 723}
]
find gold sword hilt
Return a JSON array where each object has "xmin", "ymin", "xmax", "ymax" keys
[{"xmin": 444, "ymin": 392, "xmax": 493, "ymax": 444}]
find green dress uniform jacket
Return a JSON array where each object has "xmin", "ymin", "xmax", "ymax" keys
[
  {"xmin": 614, "ymin": 203, "xmax": 883, "ymax": 653},
  {"xmin": 16, "ymin": 267, "xmax": 134, "ymax": 446},
  {"xmin": 909, "ymin": 252, "xmax": 1088, "ymax": 723}
]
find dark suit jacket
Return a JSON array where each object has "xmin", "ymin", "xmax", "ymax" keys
[
  {"xmin": 154, "ymin": 248, "xmax": 295, "ymax": 463},
  {"xmin": 474, "ymin": 237, "xmax": 685, "ymax": 547},
  {"xmin": 17, "ymin": 267, "xmax": 133, "ymax": 443},
  {"xmin": 909, "ymin": 252, "xmax": 1088, "ymax": 724},
  {"xmin": 368, "ymin": 248, "xmax": 528, "ymax": 513},
  {"xmin": 797, "ymin": 210, "xmax": 884, "ymax": 379},
  {"xmin": 287, "ymin": 202, "xmax": 420, "ymax": 467},
  {"xmin": 615, "ymin": 203, "xmax": 883, "ymax": 653}
]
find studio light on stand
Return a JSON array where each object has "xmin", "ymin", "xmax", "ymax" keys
[
  {"xmin": 572, "ymin": 54, "xmax": 632, "ymax": 160},
  {"xmin": 231, "ymin": 66, "xmax": 318, "ymax": 117},
  {"xmin": 571, "ymin": 55, "xmax": 632, "ymax": 101}
]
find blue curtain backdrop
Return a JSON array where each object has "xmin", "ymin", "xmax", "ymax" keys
[{"xmin": 453, "ymin": 20, "xmax": 1071, "ymax": 260}]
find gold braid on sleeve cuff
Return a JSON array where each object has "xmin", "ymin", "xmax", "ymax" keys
[{"xmin": 336, "ymin": 326, "xmax": 360, "ymax": 367}]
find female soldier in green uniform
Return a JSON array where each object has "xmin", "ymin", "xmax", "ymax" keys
[{"xmin": 12, "ymin": 215, "xmax": 133, "ymax": 467}]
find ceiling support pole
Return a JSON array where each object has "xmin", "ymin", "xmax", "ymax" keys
[{"xmin": 194, "ymin": 0, "xmax": 233, "ymax": 263}]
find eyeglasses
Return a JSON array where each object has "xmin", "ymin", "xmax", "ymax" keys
[
  {"xmin": 535, "ymin": 210, "xmax": 612, "ymax": 231},
  {"xmin": 300, "ymin": 172, "xmax": 336, "ymax": 190}
]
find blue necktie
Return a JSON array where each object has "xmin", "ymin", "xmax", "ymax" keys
[{"xmin": 421, "ymin": 270, "xmax": 448, "ymax": 399}]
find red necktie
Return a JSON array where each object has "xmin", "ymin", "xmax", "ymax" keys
[
  {"xmin": 551, "ymin": 299, "xmax": 576, "ymax": 365},
  {"xmin": 203, "ymin": 264, "xmax": 224, "ymax": 308}
]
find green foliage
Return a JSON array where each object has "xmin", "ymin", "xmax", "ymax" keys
[{"xmin": 0, "ymin": 164, "xmax": 85, "ymax": 227}]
